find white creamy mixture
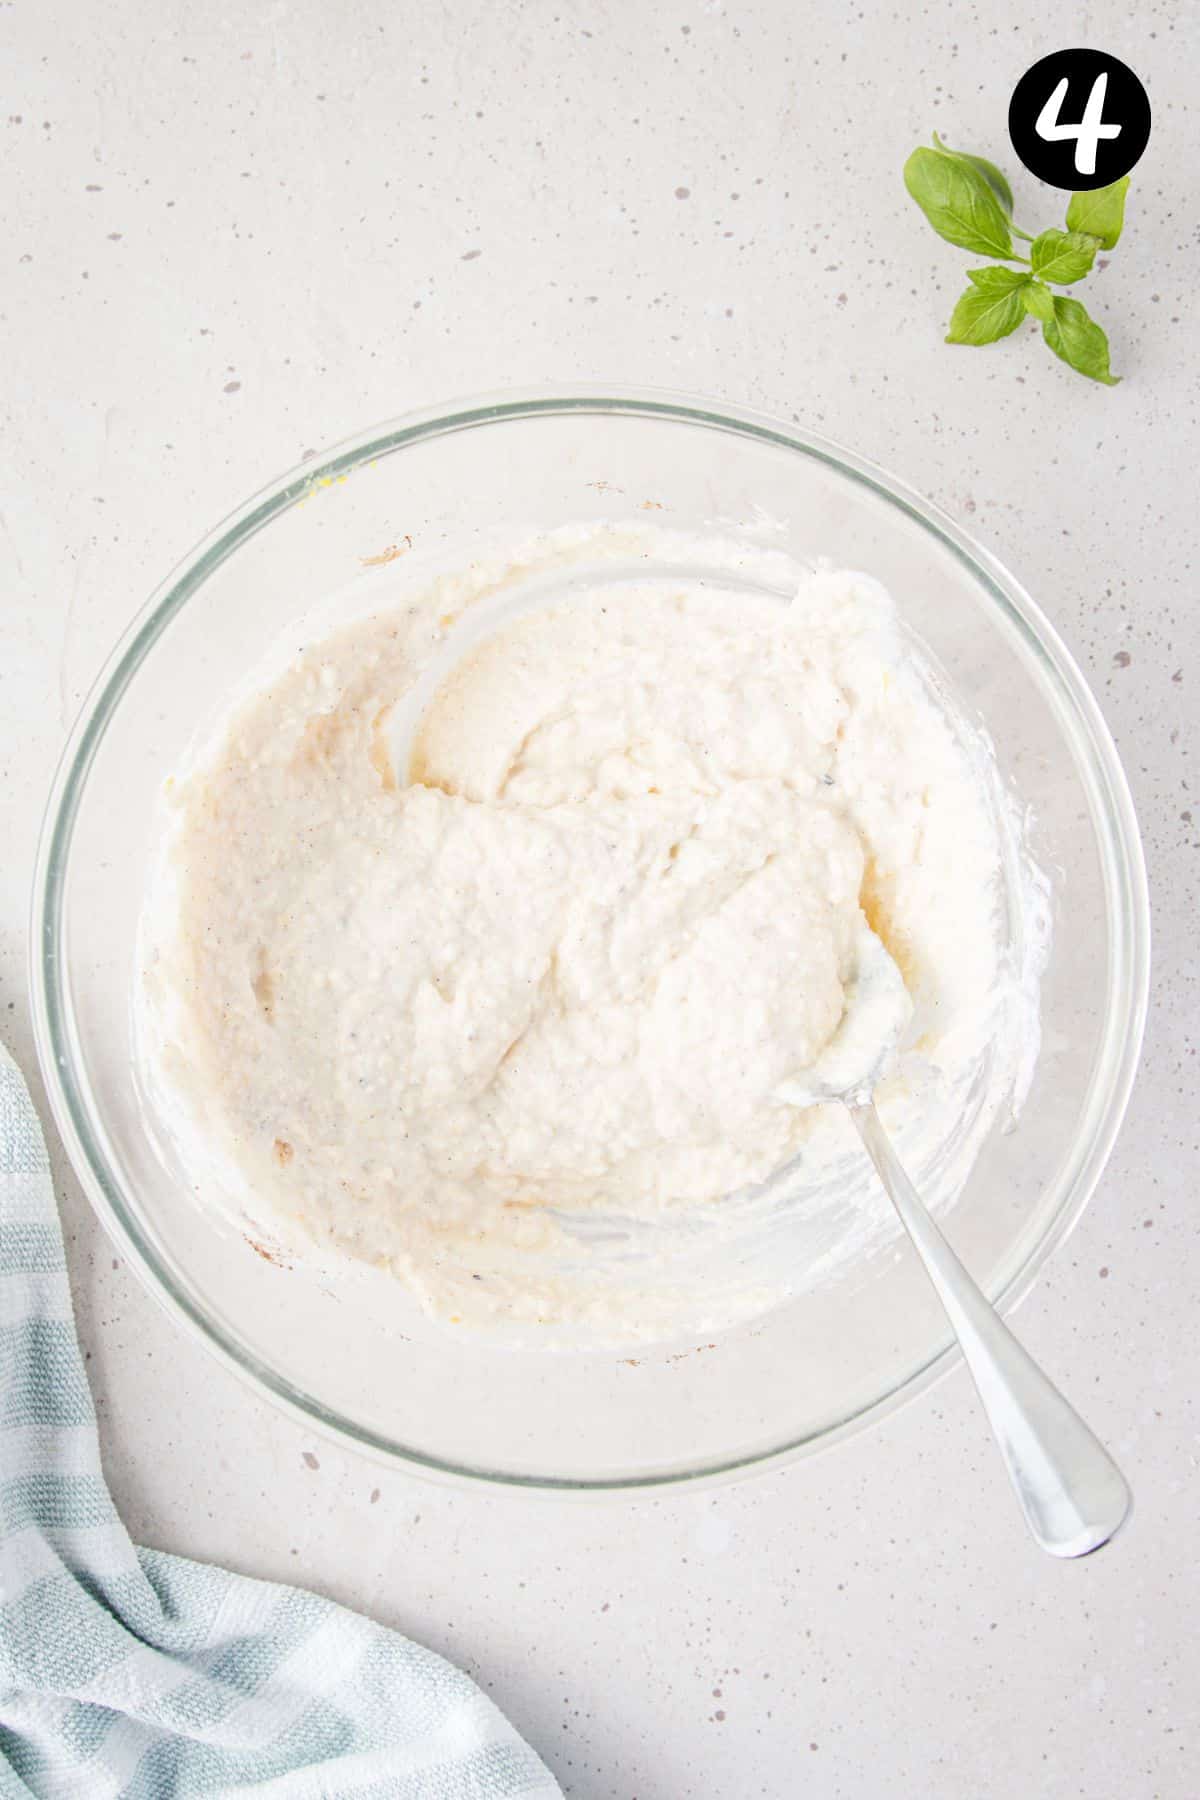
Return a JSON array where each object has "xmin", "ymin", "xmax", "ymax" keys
[{"xmin": 143, "ymin": 530, "xmax": 1040, "ymax": 1338}]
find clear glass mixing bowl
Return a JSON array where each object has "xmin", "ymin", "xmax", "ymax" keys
[{"xmin": 31, "ymin": 389, "xmax": 1150, "ymax": 1491}]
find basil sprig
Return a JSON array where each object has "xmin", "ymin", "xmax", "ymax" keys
[{"xmin": 904, "ymin": 136, "xmax": 1129, "ymax": 385}]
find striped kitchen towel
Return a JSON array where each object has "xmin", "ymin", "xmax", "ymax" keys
[{"xmin": 0, "ymin": 1038, "xmax": 561, "ymax": 1799}]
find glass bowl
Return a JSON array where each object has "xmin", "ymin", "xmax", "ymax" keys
[{"xmin": 31, "ymin": 388, "xmax": 1150, "ymax": 1491}]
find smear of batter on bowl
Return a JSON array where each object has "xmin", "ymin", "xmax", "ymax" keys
[{"xmin": 141, "ymin": 525, "xmax": 1043, "ymax": 1341}]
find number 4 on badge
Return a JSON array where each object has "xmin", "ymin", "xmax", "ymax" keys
[
  {"xmin": 1036, "ymin": 73, "xmax": 1121, "ymax": 177},
  {"xmin": 1010, "ymin": 50, "xmax": 1149, "ymax": 192}
]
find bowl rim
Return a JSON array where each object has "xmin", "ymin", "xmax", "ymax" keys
[{"xmin": 29, "ymin": 382, "xmax": 1152, "ymax": 1493}]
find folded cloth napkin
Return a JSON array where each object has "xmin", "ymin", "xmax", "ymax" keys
[{"xmin": 0, "ymin": 1041, "xmax": 561, "ymax": 1799}]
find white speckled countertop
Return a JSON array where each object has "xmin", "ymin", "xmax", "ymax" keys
[{"xmin": 4, "ymin": 2, "xmax": 1197, "ymax": 1794}]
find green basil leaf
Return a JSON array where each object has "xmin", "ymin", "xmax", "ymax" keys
[
  {"xmin": 966, "ymin": 265, "xmax": 1030, "ymax": 294},
  {"xmin": 1065, "ymin": 178, "xmax": 1130, "ymax": 250},
  {"xmin": 904, "ymin": 146, "xmax": 1014, "ymax": 259},
  {"xmin": 931, "ymin": 132, "xmax": 1015, "ymax": 214},
  {"xmin": 946, "ymin": 283, "xmax": 1027, "ymax": 346},
  {"xmin": 1021, "ymin": 280, "xmax": 1055, "ymax": 323},
  {"xmin": 1043, "ymin": 295, "xmax": 1120, "ymax": 385},
  {"xmin": 1030, "ymin": 228, "xmax": 1099, "ymax": 284}
]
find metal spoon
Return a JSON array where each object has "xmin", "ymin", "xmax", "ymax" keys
[{"xmin": 779, "ymin": 927, "xmax": 1132, "ymax": 1559}]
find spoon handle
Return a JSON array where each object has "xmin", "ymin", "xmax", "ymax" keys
[{"xmin": 849, "ymin": 1100, "xmax": 1132, "ymax": 1558}]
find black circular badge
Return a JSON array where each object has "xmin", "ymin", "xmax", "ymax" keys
[{"xmin": 1008, "ymin": 48, "xmax": 1150, "ymax": 191}]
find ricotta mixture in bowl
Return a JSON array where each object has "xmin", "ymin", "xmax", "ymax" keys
[{"xmin": 141, "ymin": 525, "xmax": 1044, "ymax": 1341}]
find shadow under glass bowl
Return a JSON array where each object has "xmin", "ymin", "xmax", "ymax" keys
[{"xmin": 31, "ymin": 387, "xmax": 1150, "ymax": 1492}]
